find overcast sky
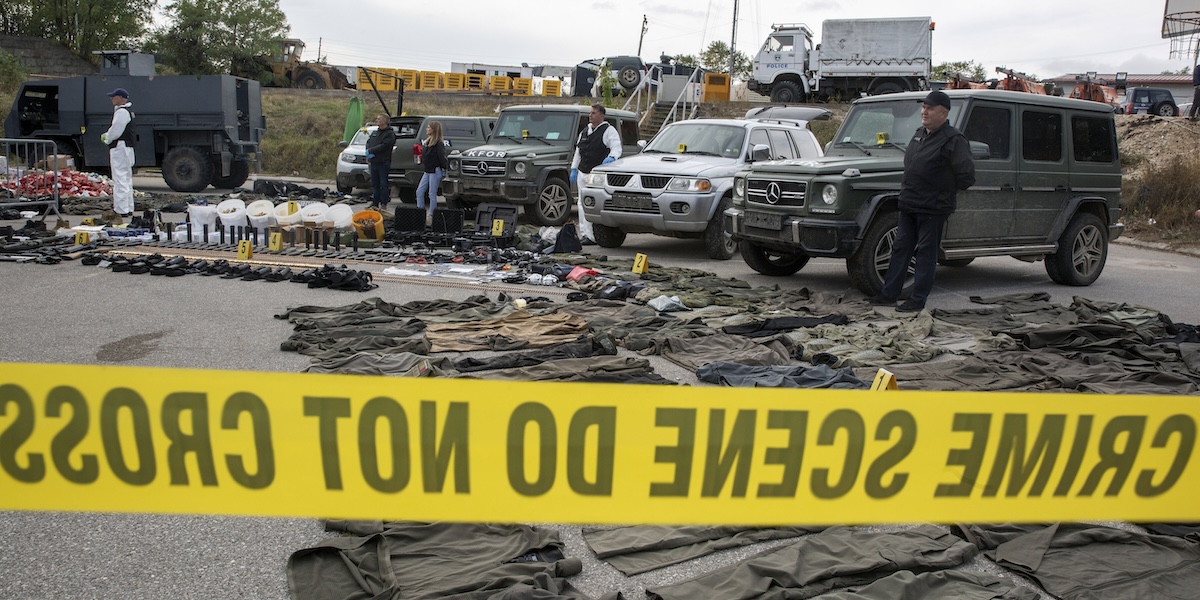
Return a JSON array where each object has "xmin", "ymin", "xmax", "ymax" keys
[{"xmin": 277, "ymin": 0, "xmax": 1197, "ymax": 79}]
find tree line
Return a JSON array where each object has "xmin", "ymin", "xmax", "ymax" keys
[
  {"xmin": 9, "ymin": 7, "xmax": 1101, "ymax": 85},
  {"xmin": 0, "ymin": 0, "xmax": 288, "ymax": 76}
]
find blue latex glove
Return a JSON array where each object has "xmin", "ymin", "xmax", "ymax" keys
[
  {"xmin": 569, "ymin": 168, "xmax": 578, "ymax": 184},
  {"xmin": 602, "ymin": 156, "xmax": 615, "ymax": 164},
  {"xmin": 366, "ymin": 152, "xmax": 375, "ymax": 159}
]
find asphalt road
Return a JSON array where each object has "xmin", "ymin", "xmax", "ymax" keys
[{"xmin": 0, "ymin": 205, "xmax": 1197, "ymax": 599}]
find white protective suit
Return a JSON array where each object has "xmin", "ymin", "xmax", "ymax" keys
[
  {"xmin": 569, "ymin": 122, "xmax": 621, "ymax": 242},
  {"xmin": 105, "ymin": 101, "xmax": 135, "ymax": 215}
]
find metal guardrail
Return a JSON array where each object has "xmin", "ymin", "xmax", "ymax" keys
[
  {"xmin": 622, "ymin": 64, "xmax": 663, "ymax": 119},
  {"xmin": 0, "ymin": 138, "xmax": 62, "ymax": 221},
  {"xmin": 622, "ymin": 66, "xmax": 705, "ymax": 133},
  {"xmin": 661, "ymin": 67, "xmax": 705, "ymax": 125}
]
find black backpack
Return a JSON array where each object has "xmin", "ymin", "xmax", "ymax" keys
[{"xmin": 552, "ymin": 222, "xmax": 582, "ymax": 253}]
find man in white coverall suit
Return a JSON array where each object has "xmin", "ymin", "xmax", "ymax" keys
[{"xmin": 102, "ymin": 88, "xmax": 136, "ymax": 217}]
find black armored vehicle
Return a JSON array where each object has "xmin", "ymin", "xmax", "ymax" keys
[{"xmin": 4, "ymin": 50, "xmax": 265, "ymax": 192}]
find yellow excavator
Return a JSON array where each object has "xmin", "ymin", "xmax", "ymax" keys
[{"xmin": 233, "ymin": 38, "xmax": 349, "ymax": 90}]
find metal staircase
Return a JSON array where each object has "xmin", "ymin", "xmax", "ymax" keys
[
  {"xmin": 637, "ymin": 103, "xmax": 677, "ymax": 140},
  {"xmin": 621, "ymin": 65, "xmax": 705, "ymax": 140}
]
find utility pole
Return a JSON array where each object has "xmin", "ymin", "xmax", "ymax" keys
[
  {"xmin": 317, "ymin": 37, "xmax": 323, "ymax": 62},
  {"xmin": 637, "ymin": 15, "xmax": 648, "ymax": 57},
  {"xmin": 728, "ymin": 0, "xmax": 738, "ymax": 79}
]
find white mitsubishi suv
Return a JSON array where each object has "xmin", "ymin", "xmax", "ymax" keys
[{"xmin": 579, "ymin": 106, "xmax": 828, "ymax": 259}]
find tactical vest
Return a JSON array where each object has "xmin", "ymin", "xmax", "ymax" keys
[
  {"xmin": 108, "ymin": 107, "xmax": 137, "ymax": 149},
  {"xmin": 576, "ymin": 122, "xmax": 611, "ymax": 173}
]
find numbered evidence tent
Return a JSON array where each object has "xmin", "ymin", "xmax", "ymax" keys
[{"xmin": 1163, "ymin": 0, "xmax": 1200, "ymax": 59}]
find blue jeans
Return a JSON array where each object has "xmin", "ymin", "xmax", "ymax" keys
[
  {"xmin": 416, "ymin": 168, "xmax": 443, "ymax": 216},
  {"xmin": 370, "ymin": 161, "xmax": 391, "ymax": 207},
  {"xmin": 879, "ymin": 211, "xmax": 947, "ymax": 306}
]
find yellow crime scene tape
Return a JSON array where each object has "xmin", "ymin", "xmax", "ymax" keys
[{"xmin": 0, "ymin": 362, "xmax": 1196, "ymax": 525}]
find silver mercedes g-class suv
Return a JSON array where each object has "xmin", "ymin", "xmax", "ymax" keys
[{"xmin": 725, "ymin": 89, "xmax": 1124, "ymax": 295}]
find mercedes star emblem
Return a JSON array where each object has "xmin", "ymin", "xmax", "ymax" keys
[
  {"xmin": 475, "ymin": 162, "xmax": 489, "ymax": 176},
  {"xmin": 766, "ymin": 182, "xmax": 782, "ymax": 205}
]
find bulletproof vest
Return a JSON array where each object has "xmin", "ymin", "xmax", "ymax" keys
[
  {"xmin": 109, "ymin": 107, "xmax": 137, "ymax": 149},
  {"xmin": 576, "ymin": 122, "xmax": 611, "ymax": 173}
]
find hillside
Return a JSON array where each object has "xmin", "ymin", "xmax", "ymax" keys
[
  {"xmin": 1117, "ymin": 114, "xmax": 1200, "ymax": 174},
  {"xmin": 1113, "ymin": 114, "xmax": 1200, "ymax": 246}
]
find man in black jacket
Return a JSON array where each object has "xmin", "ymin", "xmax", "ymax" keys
[
  {"xmin": 870, "ymin": 90, "xmax": 975, "ymax": 312},
  {"xmin": 365, "ymin": 114, "xmax": 396, "ymax": 210}
]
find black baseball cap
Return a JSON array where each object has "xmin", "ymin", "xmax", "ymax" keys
[
  {"xmin": 106, "ymin": 88, "xmax": 129, "ymax": 98},
  {"xmin": 920, "ymin": 90, "xmax": 950, "ymax": 110}
]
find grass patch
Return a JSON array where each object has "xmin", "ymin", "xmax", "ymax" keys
[
  {"xmin": 1122, "ymin": 153, "xmax": 1200, "ymax": 242},
  {"xmin": 260, "ymin": 91, "xmax": 525, "ymax": 179},
  {"xmin": 1120, "ymin": 149, "xmax": 1147, "ymax": 172},
  {"xmin": 809, "ymin": 118, "xmax": 841, "ymax": 148},
  {"xmin": 260, "ymin": 92, "xmax": 347, "ymax": 179}
]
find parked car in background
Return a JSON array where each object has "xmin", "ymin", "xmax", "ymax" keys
[
  {"xmin": 336, "ymin": 117, "xmax": 421, "ymax": 196},
  {"xmin": 573, "ymin": 55, "xmax": 647, "ymax": 97},
  {"xmin": 580, "ymin": 107, "xmax": 829, "ymax": 259},
  {"xmin": 337, "ymin": 115, "xmax": 495, "ymax": 200},
  {"xmin": 1117, "ymin": 87, "xmax": 1178, "ymax": 116}
]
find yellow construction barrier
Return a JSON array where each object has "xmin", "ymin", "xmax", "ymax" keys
[
  {"xmin": 489, "ymin": 75, "xmax": 511, "ymax": 92},
  {"xmin": 396, "ymin": 69, "xmax": 419, "ymax": 92},
  {"xmin": 444, "ymin": 73, "xmax": 466, "ymax": 90},
  {"xmin": 355, "ymin": 68, "xmax": 374, "ymax": 89},
  {"xmin": 512, "ymin": 77, "xmax": 533, "ymax": 96},
  {"xmin": 465, "ymin": 73, "xmax": 486, "ymax": 90},
  {"xmin": 420, "ymin": 71, "xmax": 444, "ymax": 91},
  {"xmin": 541, "ymin": 79, "xmax": 562, "ymax": 97},
  {"xmin": 358, "ymin": 67, "xmax": 396, "ymax": 92}
]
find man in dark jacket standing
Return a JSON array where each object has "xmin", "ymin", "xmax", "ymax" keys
[
  {"xmin": 870, "ymin": 90, "xmax": 975, "ymax": 312},
  {"xmin": 365, "ymin": 114, "xmax": 396, "ymax": 210}
]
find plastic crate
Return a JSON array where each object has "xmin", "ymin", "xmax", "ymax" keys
[
  {"xmin": 473, "ymin": 202, "xmax": 519, "ymax": 240},
  {"xmin": 432, "ymin": 208, "xmax": 464, "ymax": 235}
]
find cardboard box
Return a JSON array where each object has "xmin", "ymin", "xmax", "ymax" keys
[{"xmin": 37, "ymin": 154, "xmax": 75, "ymax": 172}]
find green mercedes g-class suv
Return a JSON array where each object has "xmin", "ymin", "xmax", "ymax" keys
[
  {"xmin": 725, "ymin": 89, "xmax": 1124, "ymax": 295},
  {"xmin": 442, "ymin": 104, "xmax": 641, "ymax": 226}
]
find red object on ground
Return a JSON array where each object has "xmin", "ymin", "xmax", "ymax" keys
[{"xmin": 1, "ymin": 170, "xmax": 112, "ymax": 197}]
